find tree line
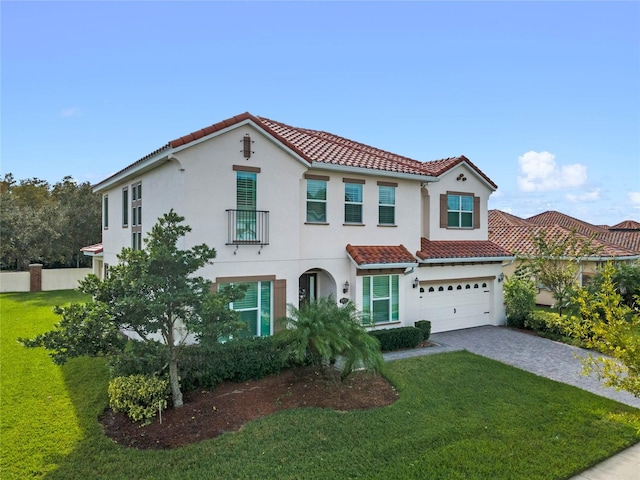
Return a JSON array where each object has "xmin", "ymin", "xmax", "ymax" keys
[{"xmin": 1, "ymin": 173, "xmax": 101, "ymax": 270}]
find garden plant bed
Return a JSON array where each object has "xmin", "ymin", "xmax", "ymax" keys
[{"xmin": 100, "ymin": 366, "xmax": 398, "ymax": 449}]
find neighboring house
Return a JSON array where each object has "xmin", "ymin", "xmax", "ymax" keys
[
  {"xmin": 488, "ymin": 210, "xmax": 640, "ymax": 306},
  {"xmin": 87, "ymin": 112, "xmax": 513, "ymax": 334}
]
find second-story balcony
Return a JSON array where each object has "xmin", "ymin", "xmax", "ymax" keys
[{"xmin": 226, "ymin": 209, "xmax": 269, "ymax": 246}]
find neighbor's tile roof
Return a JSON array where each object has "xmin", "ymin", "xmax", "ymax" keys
[
  {"xmin": 610, "ymin": 220, "xmax": 640, "ymax": 230},
  {"xmin": 489, "ymin": 211, "xmax": 640, "ymax": 258},
  {"xmin": 416, "ymin": 238, "xmax": 512, "ymax": 261},
  {"xmin": 346, "ymin": 244, "xmax": 417, "ymax": 266},
  {"xmin": 598, "ymin": 231, "xmax": 640, "ymax": 253},
  {"xmin": 488, "ymin": 209, "xmax": 532, "ymax": 227},
  {"xmin": 80, "ymin": 243, "xmax": 103, "ymax": 254},
  {"xmin": 527, "ymin": 210, "xmax": 607, "ymax": 236},
  {"xmin": 97, "ymin": 112, "xmax": 498, "ymax": 188}
]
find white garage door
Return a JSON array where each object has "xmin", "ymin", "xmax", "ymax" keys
[{"xmin": 419, "ymin": 279, "xmax": 491, "ymax": 333}]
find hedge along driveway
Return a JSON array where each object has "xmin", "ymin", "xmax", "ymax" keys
[{"xmin": 3, "ymin": 291, "xmax": 640, "ymax": 479}]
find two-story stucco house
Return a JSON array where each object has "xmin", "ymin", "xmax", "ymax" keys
[{"xmin": 87, "ymin": 112, "xmax": 512, "ymax": 334}]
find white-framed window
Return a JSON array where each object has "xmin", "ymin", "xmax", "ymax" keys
[
  {"xmin": 344, "ymin": 182, "xmax": 363, "ymax": 224},
  {"xmin": 362, "ymin": 275, "xmax": 399, "ymax": 324},
  {"xmin": 378, "ymin": 185, "xmax": 395, "ymax": 225},
  {"xmin": 225, "ymin": 281, "xmax": 272, "ymax": 337},
  {"xmin": 306, "ymin": 179, "xmax": 327, "ymax": 223},
  {"xmin": 447, "ymin": 194, "xmax": 473, "ymax": 228}
]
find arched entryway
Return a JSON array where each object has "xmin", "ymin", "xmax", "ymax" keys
[{"xmin": 298, "ymin": 268, "xmax": 337, "ymax": 307}]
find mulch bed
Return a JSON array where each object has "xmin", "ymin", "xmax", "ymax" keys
[{"xmin": 100, "ymin": 366, "xmax": 399, "ymax": 450}]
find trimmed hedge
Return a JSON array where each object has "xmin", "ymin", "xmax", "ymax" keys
[
  {"xmin": 179, "ymin": 335, "xmax": 305, "ymax": 391},
  {"xmin": 414, "ymin": 320, "xmax": 431, "ymax": 340},
  {"xmin": 368, "ymin": 327, "xmax": 424, "ymax": 352}
]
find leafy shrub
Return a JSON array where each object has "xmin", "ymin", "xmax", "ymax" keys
[
  {"xmin": 414, "ymin": 320, "xmax": 431, "ymax": 340},
  {"xmin": 110, "ymin": 339, "xmax": 168, "ymax": 377},
  {"xmin": 369, "ymin": 327, "xmax": 423, "ymax": 352},
  {"xmin": 179, "ymin": 335, "xmax": 302, "ymax": 391},
  {"xmin": 525, "ymin": 311, "xmax": 592, "ymax": 342},
  {"xmin": 277, "ymin": 298, "xmax": 383, "ymax": 381},
  {"xmin": 108, "ymin": 374, "xmax": 169, "ymax": 422},
  {"xmin": 503, "ymin": 276, "xmax": 536, "ymax": 328}
]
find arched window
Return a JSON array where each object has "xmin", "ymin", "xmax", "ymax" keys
[
  {"xmin": 438, "ymin": 286, "xmax": 444, "ymax": 291},
  {"xmin": 428, "ymin": 287, "xmax": 434, "ymax": 292}
]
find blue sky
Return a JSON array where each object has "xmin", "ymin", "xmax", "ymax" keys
[{"xmin": 2, "ymin": 1, "xmax": 639, "ymax": 225}]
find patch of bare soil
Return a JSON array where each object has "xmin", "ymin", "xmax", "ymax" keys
[{"xmin": 100, "ymin": 366, "xmax": 399, "ymax": 450}]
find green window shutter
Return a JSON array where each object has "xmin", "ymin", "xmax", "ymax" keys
[
  {"xmin": 233, "ymin": 282, "xmax": 258, "ymax": 310},
  {"xmin": 391, "ymin": 275, "xmax": 399, "ymax": 321},
  {"xmin": 372, "ymin": 276, "xmax": 389, "ymax": 298},
  {"xmin": 362, "ymin": 276, "xmax": 371, "ymax": 319},
  {"xmin": 306, "ymin": 180, "xmax": 327, "ymax": 222},
  {"xmin": 237, "ymin": 172, "xmax": 257, "ymax": 210},
  {"xmin": 260, "ymin": 281, "xmax": 271, "ymax": 336},
  {"xmin": 378, "ymin": 186, "xmax": 395, "ymax": 224},
  {"xmin": 344, "ymin": 183, "xmax": 363, "ymax": 223}
]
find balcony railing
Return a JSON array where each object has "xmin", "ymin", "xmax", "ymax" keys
[{"xmin": 226, "ymin": 209, "xmax": 269, "ymax": 246}]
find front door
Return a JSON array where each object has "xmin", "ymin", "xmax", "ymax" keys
[{"xmin": 298, "ymin": 273, "xmax": 317, "ymax": 307}]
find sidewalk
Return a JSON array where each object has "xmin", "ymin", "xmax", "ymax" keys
[{"xmin": 382, "ymin": 326, "xmax": 640, "ymax": 480}]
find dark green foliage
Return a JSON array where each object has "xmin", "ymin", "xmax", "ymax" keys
[
  {"xmin": 369, "ymin": 326, "xmax": 424, "ymax": 352},
  {"xmin": 21, "ymin": 210, "xmax": 244, "ymax": 408},
  {"xmin": 19, "ymin": 302, "xmax": 127, "ymax": 364},
  {"xmin": 0, "ymin": 174, "xmax": 101, "ymax": 270},
  {"xmin": 109, "ymin": 340, "xmax": 168, "ymax": 378},
  {"xmin": 277, "ymin": 297, "xmax": 383, "ymax": 380},
  {"xmin": 414, "ymin": 320, "xmax": 431, "ymax": 340},
  {"xmin": 503, "ymin": 275, "xmax": 537, "ymax": 328},
  {"xmin": 179, "ymin": 336, "xmax": 303, "ymax": 391}
]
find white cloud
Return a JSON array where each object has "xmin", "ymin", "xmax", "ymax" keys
[
  {"xmin": 517, "ymin": 151, "xmax": 587, "ymax": 192},
  {"xmin": 59, "ymin": 107, "xmax": 83, "ymax": 118},
  {"xmin": 629, "ymin": 192, "xmax": 640, "ymax": 204},
  {"xmin": 565, "ymin": 188, "xmax": 601, "ymax": 203}
]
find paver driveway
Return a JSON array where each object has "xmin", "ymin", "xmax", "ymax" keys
[{"xmin": 430, "ymin": 326, "xmax": 640, "ymax": 409}]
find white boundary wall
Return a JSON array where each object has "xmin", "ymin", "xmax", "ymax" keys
[{"xmin": 0, "ymin": 268, "xmax": 91, "ymax": 293}]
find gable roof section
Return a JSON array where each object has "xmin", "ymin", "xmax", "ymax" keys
[
  {"xmin": 488, "ymin": 209, "xmax": 532, "ymax": 227},
  {"xmin": 94, "ymin": 112, "xmax": 497, "ymax": 191},
  {"xmin": 416, "ymin": 238, "xmax": 512, "ymax": 263},
  {"xmin": 346, "ymin": 244, "xmax": 418, "ymax": 269}
]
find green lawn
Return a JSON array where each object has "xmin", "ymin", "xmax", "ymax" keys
[{"xmin": 2, "ymin": 291, "xmax": 639, "ymax": 479}]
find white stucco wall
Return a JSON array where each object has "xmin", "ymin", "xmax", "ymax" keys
[{"xmin": 95, "ymin": 121, "xmax": 505, "ymax": 333}]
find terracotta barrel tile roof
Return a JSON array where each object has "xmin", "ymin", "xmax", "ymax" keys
[
  {"xmin": 80, "ymin": 243, "xmax": 103, "ymax": 254},
  {"xmin": 610, "ymin": 220, "xmax": 640, "ymax": 231},
  {"xmin": 527, "ymin": 210, "xmax": 607, "ymax": 236},
  {"xmin": 346, "ymin": 244, "xmax": 417, "ymax": 266},
  {"xmin": 417, "ymin": 239, "xmax": 512, "ymax": 261},
  {"xmin": 488, "ymin": 209, "xmax": 533, "ymax": 227},
  {"xmin": 488, "ymin": 224, "xmax": 638, "ymax": 257}
]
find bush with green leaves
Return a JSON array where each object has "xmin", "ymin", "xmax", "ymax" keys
[
  {"xmin": 277, "ymin": 297, "xmax": 383, "ymax": 381},
  {"xmin": 179, "ymin": 336, "xmax": 303, "ymax": 390},
  {"xmin": 108, "ymin": 374, "xmax": 169, "ymax": 422},
  {"xmin": 414, "ymin": 320, "xmax": 431, "ymax": 340},
  {"xmin": 524, "ymin": 310, "xmax": 592, "ymax": 345},
  {"xmin": 369, "ymin": 327, "xmax": 424, "ymax": 352},
  {"xmin": 109, "ymin": 339, "xmax": 168, "ymax": 378},
  {"xmin": 503, "ymin": 275, "xmax": 537, "ymax": 328}
]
